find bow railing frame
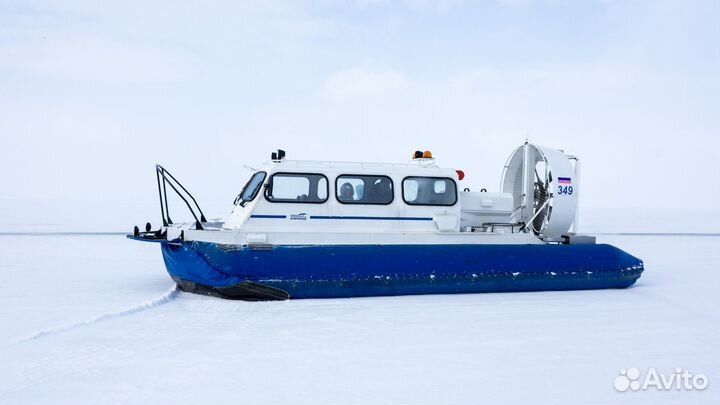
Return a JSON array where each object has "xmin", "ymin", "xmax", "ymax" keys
[{"xmin": 155, "ymin": 164, "xmax": 207, "ymax": 230}]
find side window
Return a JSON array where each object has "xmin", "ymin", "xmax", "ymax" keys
[
  {"xmin": 402, "ymin": 177, "xmax": 457, "ymax": 206},
  {"xmin": 336, "ymin": 175, "xmax": 394, "ymax": 205},
  {"xmin": 235, "ymin": 171, "xmax": 266, "ymax": 205},
  {"xmin": 266, "ymin": 173, "xmax": 328, "ymax": 203}
]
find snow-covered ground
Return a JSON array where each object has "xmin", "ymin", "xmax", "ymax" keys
[{"xmin": 0, "ymin": 233, "xmax": 718, "ymax": 404}]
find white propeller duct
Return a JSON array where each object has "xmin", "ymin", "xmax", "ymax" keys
[{"xmin": 500, "ymin": 143, "xmax": 579, "ymax": 240}]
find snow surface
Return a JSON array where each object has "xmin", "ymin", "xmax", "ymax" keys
[{"xmin": 0, "ymin": 233, "xmax": 718, "ymax": 404}]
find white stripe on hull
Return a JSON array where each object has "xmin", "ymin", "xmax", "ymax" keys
[{"xmin": 180, "ymin": 227, "xmax": 543, "ymax": 246}]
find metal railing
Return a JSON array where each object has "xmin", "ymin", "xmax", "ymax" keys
[{"xmin": 156, "ymin": 165, "xmax": 207, "ymax": 230}]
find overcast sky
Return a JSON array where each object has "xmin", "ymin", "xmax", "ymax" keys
[{"xmin": 1, "ymin": 0, "xmax": 718, "ymax": 228}]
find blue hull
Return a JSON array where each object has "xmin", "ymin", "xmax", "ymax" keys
[{"xmin": 159, "ymin": 242, "xmax": 644, "ymax": 299}]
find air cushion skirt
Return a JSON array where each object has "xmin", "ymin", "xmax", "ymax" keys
[{"xmin": 159, "ymin": 241, "xmax": 644, "ymax": 300}]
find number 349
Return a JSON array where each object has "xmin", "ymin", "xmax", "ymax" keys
[{"xmin": 558, "ymin": 185, "xmax": 574, "ymax": 195}]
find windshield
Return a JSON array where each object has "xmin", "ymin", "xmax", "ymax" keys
[{"xmin": 236, "ymin": 171, "xmax": 267, "ymax": 206}]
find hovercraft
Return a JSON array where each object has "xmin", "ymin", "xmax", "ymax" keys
[{"xmin": 128, "ymin": 143, "xmax": 644, "ymax": 300}]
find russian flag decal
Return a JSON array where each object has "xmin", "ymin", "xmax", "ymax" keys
[{"xmin": 558, "ymin": 177, "xmax": 572, "ymax": 184}]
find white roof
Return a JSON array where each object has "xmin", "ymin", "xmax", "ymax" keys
[{"xmin": 263, "ymin": 158, "xmax": 456, "ymax": 176}]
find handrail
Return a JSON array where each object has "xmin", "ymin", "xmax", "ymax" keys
[{"xmin": 155, "ymin": 165, "xmax": 207, "ymax": 230}]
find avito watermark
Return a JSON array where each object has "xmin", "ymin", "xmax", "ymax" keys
[{"xmin": 614, "ymin": 367, "xmax": 709, "ymax": 392}]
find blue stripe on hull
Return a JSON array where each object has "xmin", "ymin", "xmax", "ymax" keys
[
  {"xmin": 310, "ymin": 215, "xmax": 433, "ymax": 221},
  {"xmin": 160, "ymin": 242, "xmax": 644, "ymax": 299}
]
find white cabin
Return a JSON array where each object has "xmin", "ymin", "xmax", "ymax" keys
[{"xmin": 223, "ymin": 155, "xmax": 513, "ymax": 235}]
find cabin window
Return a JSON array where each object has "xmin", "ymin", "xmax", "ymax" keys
[
  {"xmin": 402, "ymin": 177, "xmax": 457, "ymax": 206},
  {"xmin": 266, "ymin": 173, "xmax": 328, "ymax": 203},
  {"xmin": 235, "ymin": 171, "xmax": 266, "ymax": 206},
  {"xmin": 336, "ymin": 175, "xmax": 394, "ymax": 205}
]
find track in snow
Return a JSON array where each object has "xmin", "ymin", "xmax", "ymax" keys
[{"xmin": 16, "ymin": 286, "xmax": 181, "ymax": 344}]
